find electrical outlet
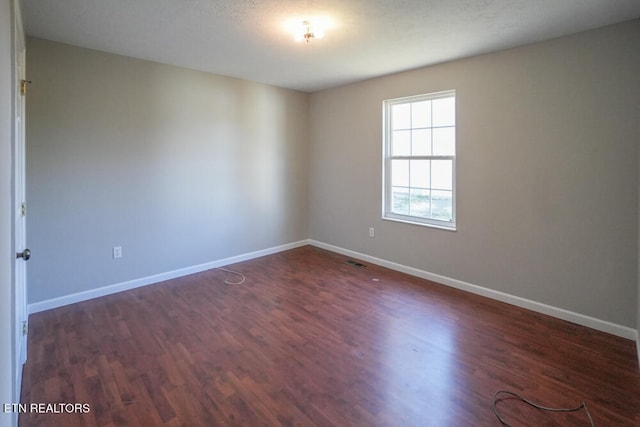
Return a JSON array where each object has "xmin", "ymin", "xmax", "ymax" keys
[
  {"xmin": 113, "ymin": 246, "xmax": 122, "ymax": 259},
  {"xmin": 369, "ymin": 227, "xmax": 375, "ymax": 238}
]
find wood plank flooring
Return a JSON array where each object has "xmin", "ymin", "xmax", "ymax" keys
[{"xmin": 20, "ymin": 246, "xmax": 640, "ymax": 426}]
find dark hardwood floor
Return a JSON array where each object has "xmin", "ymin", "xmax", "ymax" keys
[{"xmin": 20, "ymin": 246, "xmax": 640, "ymax": 426}]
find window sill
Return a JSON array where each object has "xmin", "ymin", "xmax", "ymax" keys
[{"xmin": 382, "ymin": 215, "xmax": 457, "ymax": 232}]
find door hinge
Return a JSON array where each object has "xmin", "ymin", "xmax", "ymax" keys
[
  {"xmin": 20, "ymin": 80, "xmax": 31, "ymax": 96},
  {"xmin": 21, "ymin": 202, "xmax": 26, "ymax": 217},
  {"xmin": 22, "ymin": 321, "xmax": 28, "ymax": 336}
]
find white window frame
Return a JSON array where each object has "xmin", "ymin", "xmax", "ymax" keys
[{"xmin": 382, "ymin": 90, "xmax": 456, "ymax": 230}]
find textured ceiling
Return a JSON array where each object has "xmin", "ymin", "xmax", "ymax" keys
[{"xmin": 23, "ymin": 0, "xmax": 640, "ymax": 92}]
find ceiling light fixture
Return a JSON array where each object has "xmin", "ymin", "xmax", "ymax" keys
[{"xmin": 294, "ymin": 20, "xmax": 324, "ymax": 43}]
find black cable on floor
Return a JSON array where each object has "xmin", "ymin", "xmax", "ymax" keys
[{"xmin": 493, "ymin": 390, "xmax": 594, "ymax": 427}]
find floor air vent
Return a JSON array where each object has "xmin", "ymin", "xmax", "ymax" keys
[{"xmin": 345, "ymin": 260, "xmax": 366, "ymax": 268}]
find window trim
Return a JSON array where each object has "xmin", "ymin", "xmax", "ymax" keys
[{"xmin": 382, "ymin": 90, "xmax": 457, "ymax": 231}]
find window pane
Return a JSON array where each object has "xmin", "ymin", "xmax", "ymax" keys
[
  {"xmin": 432, "ymin": 127, "xmax": 455, "ymax": 156},
  {"xmin": 392, "ymin": 187, "xmax": 409, "ymax": 215},
  {"xmin": 432, "ymin": 97, "xmax": 455, "ymax": 127},
  {"xmin": 391, "ymin": 159, "xmax": 409, "ymax": 187},
  {"xmin": 392, "ymin": 103, "xmax": 410, "ymax": 130},
  {"xmin": 431, "ymin": 160, "xmax": 452, "ymax": 190},
  {"xmin": 392, "ymin": 130, "xmax": 410, "ymax": 156},
  {"xmin": 410, "ymin": 188, "xmax": 430, "ymax": 218},
  {"xmin": 411, "ymin": 100, "xmax": 431, "ymax": 128},
  {"xmin": 431, "ymin": 190, "xmax": 453, "ymax": 220},
  {"xmin": 411, "ymin": 129, "xmax": 431, "ymax": 155},
  {"xmin": 384, "ymin": 90, "xmax": 455, "ymax": 228},
  {"xmin": 410, "ymin": 159, "xmax": 430, "ymax": 189}
]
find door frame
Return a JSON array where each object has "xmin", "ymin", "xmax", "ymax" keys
[{"xmin": 12, "ymin": 0, "xmax": 27, "ymax": 400}]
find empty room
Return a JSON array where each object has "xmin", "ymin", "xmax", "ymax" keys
[{"xmin": 2, "ymin": 0, "xmax": 640, "ymax": 426}]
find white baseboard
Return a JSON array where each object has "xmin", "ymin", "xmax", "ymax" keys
[
  {"xmin": 309, "ymin": 239, "xmax": 638, "ymax": 341},
  {"xmin": 637, "ymin": 332, "xmax": 640, "ymax": 367},
  {"xmin": 28, "ymin": 239, "xmax": 310, "ymax": 314},
  {"xmin": 27, "ymin": 237, "xmax": 639, "ymax": 348}
]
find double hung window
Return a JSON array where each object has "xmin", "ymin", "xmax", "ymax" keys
[{"xmin": 383, "ymin": 90, "xmax": 456, "ymax": 230}]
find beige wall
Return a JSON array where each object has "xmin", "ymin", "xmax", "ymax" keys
[
  {"xmin": 26, "ymin": 38, "xmax": 310, "ymax": 303},
  {"xmin": 310, "ymin": 20, "xmax": 640, "ymax": 328},
  {"xmin": 23, "ymin": 21, "xmax": 640, "ymax": 337}
]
